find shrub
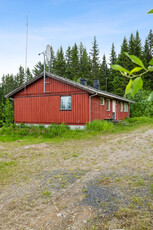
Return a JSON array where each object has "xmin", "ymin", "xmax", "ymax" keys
[
  {"xmin": 85, "ymin": 120, "xmax": 114, "ymax": 132},
  {"xmin": 128, "ymin": 90, "xmax": 153, "ymax": 117},
  {"xmin": 125, "ymin": 117, "xmax": 153, "ymax": 124}
]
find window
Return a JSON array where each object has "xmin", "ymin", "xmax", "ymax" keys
[
  {"xmin": 120, "ymin": 102, "xmax": 123, "ymax": 112},
  {"xmin": 60, "ymin": 96, "xmax": 71, "ymax": 110},
  {"xmin": 100, "ymin": 97, "xmax": 104, "ymax": 105},
  {"xmin": 124, "ymin": 103, "xmax": 128, "ymax": 112},
  {"xmin": 106, "ymin": 99, "xmax": 110, "ymax": 111}
]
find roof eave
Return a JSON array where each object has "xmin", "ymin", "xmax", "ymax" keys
[{"xmin": 5, "ymin": 71, "xmax": 135, "ymax": 103}]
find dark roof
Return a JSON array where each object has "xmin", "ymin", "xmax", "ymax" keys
[{"xmin": 5, "ymin": 71, "xmax": 135, "ymax": 103}]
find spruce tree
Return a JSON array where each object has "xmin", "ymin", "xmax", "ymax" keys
[
  {"xmin": 109, "ymin": 43, "xmax": 118, "ymax": 93},
  {"xmin": 79, "ymin": 45, "xmax": 91, "ymax": 82},
  {"xmin": 71, "ymin": 43, "xmax": 79, "ymax": 81},
  {"xmin": 32, "ymin": 62, "xmax": 46, "ymax": 77},
  {"xmin": 0, "ymin": 84, "xmax": 4, "ymax": 126},
  {"xmin": 65, "ymin": 46, "xmax": 73, "ymax": 79},
  {"xmin": 147, "ymin": 29, "xmax": 153, "ymax": 57},
  {"xmin": 47, "ymin": 45, "xmax": 55, "ymax": 73},
  {"xmin": 99, "ymin": 55, "xmax": 109, "ymax": 91},
  {"xmin": 15, "ymin": 66, "xmax": 25, "ymax": 86},
  {"xmin": 128, "ymin": 33, "xmax": 135, "ymax": 54},
  {"xmin": 115, "ymin": 36, "xmax": 129, "ymax": 95},
  {"xmin": 134, "ymin": 30, "xmax": 142, "ymax": 57},
  {"xmin": 90, "ymin": 36, "xmax": 100, "ymax": 79},
  {"xmin": 54, "ymin": 46, "xmax": 66, "ymax": 76},
  {"xmin": 26, "ymin": 67, "xmax": 33, "ymax": 82},
  {"xmin": 128, "ymin": 33, "xmax": 136, "ymax": 70},
  {"xmin": 142, "ymin": 30, "xmax": 153, "ymax": 90}
]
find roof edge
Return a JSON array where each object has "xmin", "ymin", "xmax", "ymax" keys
[{"xmin": 5, "ymin": 71, "xmax": 135, "ymax": 103}]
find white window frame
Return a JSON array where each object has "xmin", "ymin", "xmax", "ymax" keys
[
  {"xmin": 106, "ymin": 99, "xmax": 110, "ymax": 111},
  {"xmin": 124, "ymin": 103, "xmax": 128, "ymax": 112},
  {"xmin": 120, "ymin": 102, "xmax": 123, "ymax": 112},
  {"xmin": 60, "ymin": 96, "xmax": 71, "ymax": 111},
  {"xmin": 100, "ymin": 97, "xmax": 104, "ymax": 105}
]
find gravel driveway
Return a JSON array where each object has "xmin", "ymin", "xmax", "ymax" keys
[{"xmin": 0, "ymin": 126, "xmax": 153, "ymax": 229}]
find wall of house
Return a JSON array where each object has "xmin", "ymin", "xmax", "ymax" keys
[
  {"xmin": 14, "ymin": 77, "xmax": 89, "ymax": 125},
  {"xmin": 116, "ymin": 102, "xmax": 129, "ymax": 120},
  {"xmin": 91, "ymin": 96, "xmax": 112, "ymax": 120},
  {"xmin": 91, "ymin": 96, "xmax": 129, "ymax": 121}
]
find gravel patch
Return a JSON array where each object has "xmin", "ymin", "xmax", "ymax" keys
[{"xmin": 81, "ymin": 171, "xmax": 153, "ymax": 215}]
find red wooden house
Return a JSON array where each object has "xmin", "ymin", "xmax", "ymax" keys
[{"xmin": 6, "ymin": 72, "xmax": 134, "ymax": 128}]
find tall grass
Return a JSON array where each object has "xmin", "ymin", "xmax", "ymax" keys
[
  {"xmin": 0, "ymin": 117, "xmax": 153, "ymax": 142},
  {"xmin": 85, "ymin": 120, "xmax": 114, "ymax": 131}
]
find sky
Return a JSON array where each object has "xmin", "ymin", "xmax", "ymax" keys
[{"xmin": 0, "ymin": 0, "xmax": 153, "ymax": 81}]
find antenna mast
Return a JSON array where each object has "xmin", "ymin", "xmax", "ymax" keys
[
  {"xmin": 39, "ymin": 45, "xmax": 51, "ymax": 93},
  {"xmin": 25, "ymin": 16, "xmax": 28, "ymax": 80}
]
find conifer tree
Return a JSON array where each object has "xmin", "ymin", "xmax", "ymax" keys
[
  {"xmin": 115, "ymin": 36, "xmax": 129, "ymax": 95},
  {"xmin": 79, "ymin": 43, "xmax": 91, "ymax": 81},
  {"xmin": 26, "ymin": 67, "xmax": 33, "ymax": 82},
  {"xmin": 90, "ymin": 36, "xmax": 100, "ymax": 79},
  {"xmin": 128, "ymin": 33, "xmax": 135, "ymax": 54},
  {"xmin": 109, "ymin": 43, "xmax": 118, "ymax": 93},
  {"xmin": 15, "ymin": 66, "xmax": 25, "ymax": 86},
  {"xmin": 134, "ymin": 30, "xmax": 142, "ymax": 57},
  {"xmin": 147, "ymin": 29, "xmax": 153, "ymax": 57},
  {"xmin": 65, "ymin": 46, "xmax": 73, "ymax": 79},
  {"xmin": 99, "ymin": 55, "xmax": 109, "ymax": 91},
  {"xmin": 0, "ymin": 84, "xmax": 4, "ymax": 126},
  {"xmin": 2, "ymin": 74, "xmax": 16, "ymax": 94},
  {"xmin": 54, "ymin": 46, "xmax": 66, "ymax": 76},
  {"xmin": 71, "ymin": 43, "xmax": 79, "ymax": 81},
  {"xmin": 33, "ymin": 62, "xmax": 46, "ymax": 77},
  {"xmin": 142, "ymin": 30, "xmax": 153, "ymax": 90},
  {"xmin": 47, "ymin": 45, "xmax": 55, "ymax": 73}
]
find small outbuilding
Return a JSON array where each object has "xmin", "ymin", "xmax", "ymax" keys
[{"xmin": 6, "ymin": 72, "xmax": 134, "ymax": 128}]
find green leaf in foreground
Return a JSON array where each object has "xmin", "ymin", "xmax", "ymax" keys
[
  {"xmin": 111, "ymin": 65, "xmax": 130, "ymax": 74},
  {"xmin": 125, "ymin": 79, "xmax": 133, "ymax": 96},
  {"xmin": 147, "ymin": 9, "xmax": 153, "ymax": 14},
  {"xmin": 124, "ymin": 52, "xmax": 146, "ymax": 70},
  {"xmin": 129, "ymin": 67, "xmax": 143, "ymax": 75},
  {"xmin": 148, "ymin": 66, "xmax": 153, "ymax": 72},
  {"xmin": 149, "ymin": 59, "xmax": 153, "ymax": 65},
  {"xmin": 148, "ymin": 91, "xmax": 153, "ymax": 101},
  {"xmin": 131, "ymin": 77, "xmax": 143, "ymax": 97}
]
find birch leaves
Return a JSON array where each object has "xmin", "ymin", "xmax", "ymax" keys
[{"xmin": 111, "ymin": 52, "xmax": 153, "ymax": 101}]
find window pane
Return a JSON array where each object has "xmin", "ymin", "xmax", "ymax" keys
[
  {"xmin": 100, "ymin": 97, "xmax": 104, "ymax": 105},
  {"xmin": 60, "ymin": 96, "xmax": 71, "ymax": 110},
  {"xmin": 120, "ymin": 102, "xmax": 123, "ymax": 112},
  {"xmin": 124, "ymin": 103, "xmax": 128, "ymax": 112},
  {"xmin": 106, "ymin": 99, "xmax": 110, "ymax": 111}
]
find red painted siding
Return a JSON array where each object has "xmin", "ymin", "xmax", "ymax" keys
[
  {"xmin": 116, "ymin": 102, "xmax": 129, "ymax": 120},
  {"xmin": 91, "ymin": 96, "xmax": 113, "ymax": 120},
  {"xmin": 14, "ymin": 76, "xmax": 129, "ymax": 125},
  {"xmin": 16, "ymin": 77, "xmax": 83, "ymax": 97},
  {"xmin": 14, "ymin": 77, "xmax": 89, "ymax": 125},
  {"xmin": 91, "ymin": 97, "xmax": 129, "ymax": 121}
]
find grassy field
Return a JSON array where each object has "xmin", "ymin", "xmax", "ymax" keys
[{"xmin": 0, "ymin": 119, "xmax": 153, "ymax": 229}]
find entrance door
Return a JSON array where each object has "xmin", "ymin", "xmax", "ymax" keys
[{"xmin": 112, "ymin": 100, "xmax": 116, "ymax": 120}]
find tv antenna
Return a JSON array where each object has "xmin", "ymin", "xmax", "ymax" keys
[{"xmin": 39, "ymin": 44, "xmax": 51, "ymax": 93}]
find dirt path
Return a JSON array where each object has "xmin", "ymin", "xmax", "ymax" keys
[{"xmin": 0, "ymin": 126, "xmax": 153, "ymax": 229}]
